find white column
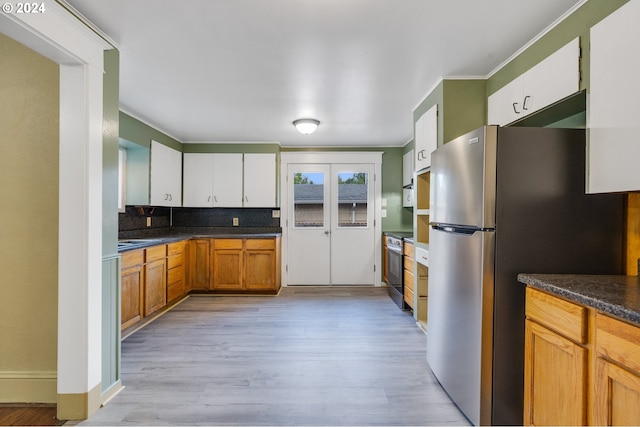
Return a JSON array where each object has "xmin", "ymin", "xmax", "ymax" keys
[{"xmin": 57, "ymin": 63, "xmax": 103, "ymax": 416}]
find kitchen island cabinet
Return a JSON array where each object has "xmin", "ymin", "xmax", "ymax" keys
[
  {"xmin": 519, "ymin": 274, "xmax": 640, "ymax": 426},
  {"xmin": 524, "ymin": 287, "xmax": 588, "ymax": 426}
]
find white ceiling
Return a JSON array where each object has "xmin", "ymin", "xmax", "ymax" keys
[{"xmin": 65, "ymin": 0, "xmax": 583, "ymax": 147}]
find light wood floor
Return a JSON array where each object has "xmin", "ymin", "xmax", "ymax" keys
[{"xmin": 80, "ymin": 287, "xmax": 470, "ymax": 426}]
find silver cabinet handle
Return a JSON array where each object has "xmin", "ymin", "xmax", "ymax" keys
[
  {"xmin": 512, "ymin": 102, "xmax": 521, "ymax": 114},
  {"xmin": 522, "ymin": 95, "xmax": 531, "ymax": 111},
  {"xmin": 214, "ymin": 196, "xmax": 217, "ymax": 203},
  {"xmin": 208, "ymin": 196, "xmax": 211, "ymax": 202}
]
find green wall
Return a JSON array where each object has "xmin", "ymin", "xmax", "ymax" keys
[
  {"xmin": 120, "ymin": 112, "xmax": 182, "ymax": 151},
  {"xmin": 101, "ymin": 48, "xmax": 121, "ymax": 395},
  {"xmin": 0, "ymin": 33, "xmax": 59, "ymax": 402}
]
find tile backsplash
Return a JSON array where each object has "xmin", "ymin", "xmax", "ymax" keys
[{"xmin": 119, "ymin": 206, "xmax": 280, "ymax": 232}]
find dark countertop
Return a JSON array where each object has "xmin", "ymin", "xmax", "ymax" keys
[
  {"xmin": 518, "ymin": 273, "xmax": 640, "ymax": 326},
  {"xmin": 118, "ymin": 227, "xmax": 282, "ymax": 252},
  {"xmin": 383, "ymin": 231, "xmax": 413, "ymax": 240}
]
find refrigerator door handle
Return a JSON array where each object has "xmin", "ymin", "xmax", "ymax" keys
[{"xmin": 431, "ymin": 224, "xmax": 479, "ymax": 235}]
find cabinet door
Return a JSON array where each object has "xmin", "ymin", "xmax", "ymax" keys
[
  {"xmin": 402, "ymin": 188, "xmax": 413, "ymax": 208},
  {"xmin": 487, "ymin": 76, "xmax": 523, "ymax": 126},
  {"xmin": 190, "ymin": 239, "xmax": 210, "ymax": 290},
  {"xmin": 524, "ymin": 319, "xmax": 587, "ymax": 426},
  {"xmin": 244, "ymin": 153, "xmax": 276, "ymax": 207},
  {"xmin": 522, "ymin": 38, "xmax": 579, "ymax": 117},
  {"xmin": 595, "ymin": 358, "xmax": 640, "ymax": 426},
  {"xmin": 594, "ymin": 312, "xmax": 640, "ymax": 425},
  {"xmin": 402, "ymin": 150, "xmax": 414, "ymax": 187},
  {"xmin": 245, "ymin": 239, "xmax": 276, "ymax": 291},
  {"xmin": 212, "ymin": 154, "xmax": 243, "ymax": 207},
  {"xmin": 121, "ymin": 265, "xmax": 143, "ymax": 330},
  {"xmin": 183, "ymin": 153, "xmax": 214, "ymax": 207},
  {"xmin": 150, "ymin": 140, "xmax": 182, "ymax": 206},
  {"xmin": 588, "ymin": 0, "xmax": 640, "ymax": 193},
  {"xmin": 212, "ymin": 239, "xmax": 243, "ymax": 290},
  {"xmin": 144, "ymin": 258, "xmax": 167, "ymax": 316},
  {"xmin": 414, "ymin": 105, "xmax": 437, "ymax": 171}
]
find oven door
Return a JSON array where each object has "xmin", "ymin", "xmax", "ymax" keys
[{"xmin": 387, "ymin": 246, "xmax": 404, "ymax": 308}]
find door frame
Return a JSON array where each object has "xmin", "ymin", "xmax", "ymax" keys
[{"xmin": 280, "ymin": 152, "xmax": 383, "ymax": 287}]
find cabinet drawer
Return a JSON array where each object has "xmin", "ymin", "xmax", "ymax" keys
[
  {"xmin": 596, "ymin": 313, "xmax": 640, "ymax": 374},
  {"xmin": 404, "ymin": 256, "xmax": 414, "ymax": 272},
  {"xmin": 404, "ymin": 286, "xmax": 414, "ymax": 308},
  {"xmin": 246, "ymin": 238, "xmax": 275, "ymax": 250},
  {"xmin": 167, "ymin": 265, "xmax": 185, "ymax": 286},
  {"xmin": 167, "ymin": 280, "xmax": 185, "ymax": 303},
  {"xmin": 122, "ymin": 249, "xmax": 144, "ymax": 268},
  {"xmin": 167, "ymin": 254, "xmax": 183, "ymax": 270},
  {"xmin": 213, "ymin": 239, "xmax": 243, "ymax": 250},
  {"xmin": 404, "ymin": 269, "xmax": 414, "ymax": 292},
  {"xmin": 526, "ymin": 287, "xmax": 587, "ymax": 344},
  {"xmin": 167, "ymin": 240, "xmax": 185, "ymax": 256},
  {"xmin": 403, "ymin": 242, "xmax": 414, "ymax": 258},
  {"xmin": 146, "ymin": 244, "xmax": 167, "ymax": 262}
]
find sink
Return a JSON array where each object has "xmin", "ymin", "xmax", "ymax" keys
[{"xmin": 117, "ymin": 238, "xmax": 163, "ymax": 250}]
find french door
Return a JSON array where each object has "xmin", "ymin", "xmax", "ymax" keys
[{"xmin": 287, "ymin": 163, "xmax": 375, "ymax": 285}]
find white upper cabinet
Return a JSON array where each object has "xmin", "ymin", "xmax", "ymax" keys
[
  {"xmin": 587, "ymin": 1, "xmax": 640, "ymax": 193},
  {"xmin": 150, "ymin": 140, "xmax": 182, "ymax": 207},
  {"xmin": 488, "ymin": 38, "xmax": 580, "ymax": 126},
  {"xmin": 244, "ymin": 153, "xmax": 277, "ymax": 207},
  {"xmin": 415, "ymin": 105, "xmax": 437, "ymax": 171},
  {"xmin": 212, "ymin": 153, "xmax": 243, "ymax": 207},
  {"xmin": 183, "ymin": 152, "xmax": 276, "ymax": 207},
  {"xmin": 183, "ymin": 153, "xmax": 215, "ymax": 207},
  {"xmin": 402, "ymin": 149, "xmax": 414, "ymax": 188}
]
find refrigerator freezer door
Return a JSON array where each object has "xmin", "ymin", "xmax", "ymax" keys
[
  {"xmin": 430, "ymin": 126, "xmax": 497, "ymax": 229},
  {"xmin": 427, "ymin": 226, "xmax": 495, "ymax": 426}
]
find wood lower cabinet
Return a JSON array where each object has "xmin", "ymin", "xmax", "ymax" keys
[
  {"xmin": 190, "ymin": 239, "xmax": 211, "ymax": 290},
  {"xmin": 167, "ymin": 240, "xmax": 186, "ymax": 303},
  {"xmin": 382, "ymin": 236, "xmax": 388, "ymax": 284},
  {"xmin": 211, "ymin": 237, "xmax": 280, "ymax": 293},
  {"xmin": 524, "ymin": 287, "xmax": 588, "ymax": 426},
  {"xmin": 594, "ymin": 313, "xmax": 640, "ymax": 425},
  {"xmin": 524, "ymin": 286, "xmax": 640, "ymax": 426},
  {"xmin": 245, "ymin": 239, "xmax": 277, "ymax": 291},
  {"xmin": 212, "ymin": 239, "xmax": 244, "ymax": 291},
  {"xmin": 403, "ymin": 241, "xmax": 414, "ymax": 309},
  {"xmin": 144, "ymin": 245, "xmax": 167, "ymax": 316},
  {"xmin": 121, "ymin": 249, "xmax": 144, "ymax": 330}
]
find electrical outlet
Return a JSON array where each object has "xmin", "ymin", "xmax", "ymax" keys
[
  {"xmin": 233, "ymin": 217, "xmax": 239, "ymax": 226},
  {"xmin": 272, "ymin": 210, "xmax": 281, "ymax": 218},
  {"xmin": 147, "ymin": 217, "xmax": 152, "ymax": 227}
]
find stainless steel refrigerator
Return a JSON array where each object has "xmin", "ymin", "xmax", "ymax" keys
[{"xmin": 427, "ymin": 126, "xmax": 624, "ymax": 426}]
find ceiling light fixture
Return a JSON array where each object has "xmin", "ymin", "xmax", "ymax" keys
[{"xmin": 293, "ymin": 118, "xmax": 320, "ymax": 135}]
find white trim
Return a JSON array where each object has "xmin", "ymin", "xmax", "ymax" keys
[
  {"xmin": 485, "ymin": 0, "xmax": 588, "ymax": 79},
  {"xmin": 2, "ymin": 1, "xmax": 107, "ymax": 416},
  {"xmin": 280, "ymin": 152, "xmax": 383, "ymax": 287},
  {"xmin": 54, "ymin": 0, "xmax": 118, "ymax": 49},
  {"xmin": 185, "ymin": 140, "xmax": 281, "ymax": 145}
]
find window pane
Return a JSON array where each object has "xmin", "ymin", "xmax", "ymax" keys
[
  {"xmin": 337, "ymin": 172, "xmax": 368, "ymax": 227},
  {"xmin": 293, "ymin": 172, "xmax": 324, "ymax": 227}
]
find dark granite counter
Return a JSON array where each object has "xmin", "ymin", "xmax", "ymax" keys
[
  {"xmin": 518, "ymin": 273, "xmax": 640, "ymax": 326},
  {"xmin": 118, "ymin": 227, "xmax": 282, "ymax": 252}
]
